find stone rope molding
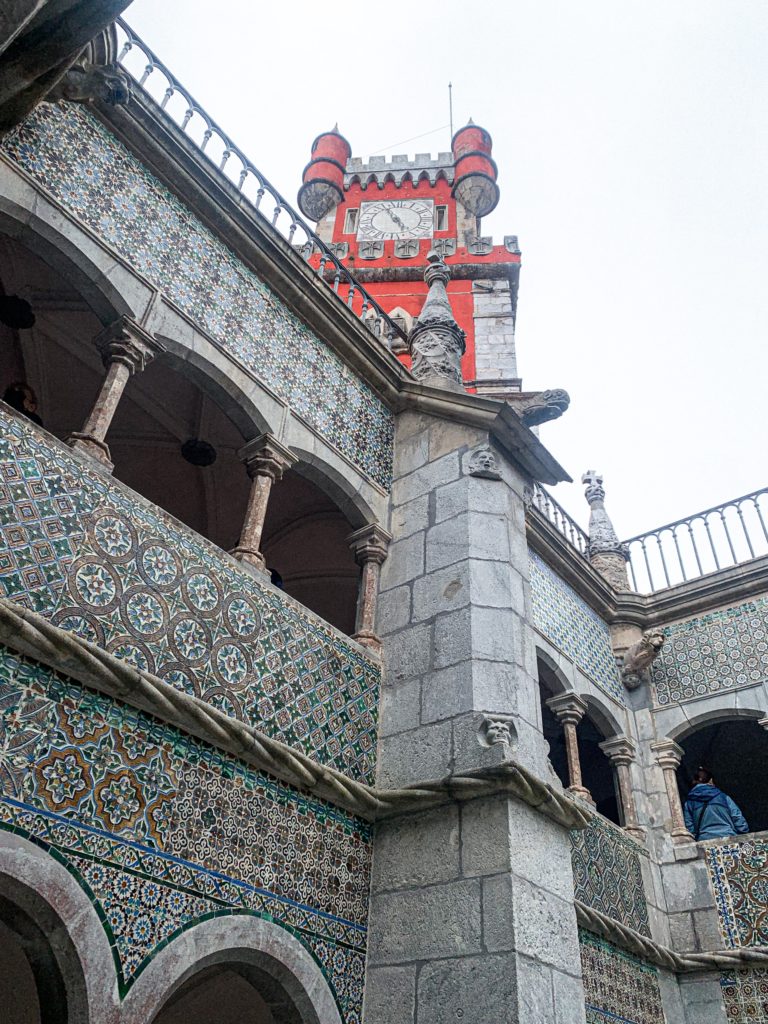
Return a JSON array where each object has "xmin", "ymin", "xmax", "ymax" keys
[
  {"xmin": 0, "ymin": 598, "xmax": 591, "ymax": 830},
  {"xmin": 575, "ymin": 900, "xmax": 768, "ymax": 974}
]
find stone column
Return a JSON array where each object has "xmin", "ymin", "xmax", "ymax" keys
[
  {"xmin": 69, "ymin": 317, "xmax": 164, "ymax": 470},
  {"xmin": 546, "ymin": 693, "xmax": 593, "ymax": 802},
  {"xmin": 347, "ymin": 524, "xmax": 392, "ymax": 653},
  {"xmin": 600, "ymin": 736, "xmax": 645, "ymax": 841},
  {"xmin": 651, "ymin": 739, "xmax": 695, "ymax": 844},
  {"xmin": 230, "ymin": 434, "xmax": 296, "ymax": 572}
]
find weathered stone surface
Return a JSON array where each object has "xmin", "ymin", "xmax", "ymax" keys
[
  {"xmin": 426, "ymin": 511, "xmax": 510, "ymax": 572},
  {"xmin": 516, "ymin": 955, "xmax": 556, "ymax": 1023},
  {"xmin": 552, "ymin": 968, "xmax": 588, "ymax": 1023},
  {"xmin": 372, "ymin": 806, "xmax": 460, "ymax": 891},
  {"xmin": 368, "ymin": 880, "xmax": 482, "ymax": 963},
  {"xmin": 392, "ymin": 452, "xmax": 460, "ymax": 506},
  {"xmin": 378, "ymin": 675, "xmax": 421, "ymax": 738},
  {"xmin": 363, "ymin": 966, "xmax": 416, "ymax": 1024},
  {"xmin": 434, "ymin": 475, "xmax": 511, "ymax": 524},
  {"xmin": 391, "ymin": 494, "xmax": 429, "ymax": 540},
  {"xmin": 461, "ymin": 798, "xmax": 510, "ymax": 877},
  {"xmin": 416, "ymin": 954, "xmax": 517, "ymax": 1024},
  {"xmin": 678, "ymin": 975, "xmax": 728, "ymax": 1024},
  {"xmin": 376, "ymin": 720, "xmax": 452, "ymax": 789},
  {"xmin": 380, "ymin": 531, "xmax": 424, "ymax": 590},
  {"xmin": 382, "ymin": 622, "xmax": 432, "ymax": 682},
  {"xmin": 377, "ymin": 585, "xmax": 413, "ymax": 635}
]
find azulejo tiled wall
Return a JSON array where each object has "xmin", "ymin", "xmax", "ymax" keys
[
  {"xmin": 1, "ymin": 102, "xmax": 394, "ymax": 490},
  {"xmin": 0, "ymin": 409, "xmax": 380, "ymax": 785},
  {"xmin": 0, "ymin": 646, "xmax": 369, "ymax": 1019},
  {"xmin": 651, "ymin": 598, "xmax": 768, "ymax": 706},
  {"xmin": 720, "ymin": 967, "xmax": 768, "ymax": 1022},
  {"xmin": 579, "ymin": 930, "xmax": 665, "ymax": 1024},
  {"xmin": 529, "ymin": 551, "xmax": 624, "ymax": 702},
  {"xmin": 571, "ymin": 815, "xmax": 650, "ymax": 937},
  {"xmin": 705, "ymin": 834, "xmax": 768, "ymax": 948}
]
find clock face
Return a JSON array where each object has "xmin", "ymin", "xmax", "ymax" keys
[{"xmin": 357, "ymin": 200, "xmax": 435, "ymax": 241}]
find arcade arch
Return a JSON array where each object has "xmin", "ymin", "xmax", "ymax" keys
[{"xmin": 0, "ymin": 230, "xmax": 367, "ymax": 633}]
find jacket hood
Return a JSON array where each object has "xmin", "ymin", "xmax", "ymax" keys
[{"xmin": 687, "ymin": 784, "xmax": 722, "ymax": 800}]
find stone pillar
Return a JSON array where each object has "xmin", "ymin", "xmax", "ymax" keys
[
  {"xmin": 652, "ymin": 739, "xmax": 695, "ymax": 844},
  {"xmin": 546, "ymin": 693, "xmax": 593, "ymax": 802},
  {"xmin": 600, "ymin": 736, "xmax": 645, "ymax": 841},
  {"xmin": 347, "ymin": 523, "xmax": 392, "ymax": 653},
  {"xmin": 366, "ymin": 411, "xmax": 586, "ymax": 1024},
  {"xmin": 230, "ymin": 434, "xmax": 296, "ymax": 572},
  {"xmin": 69, "ymin": 317, "xmax": 164, "ymax": 469},
  {"xmin": 581, "ymin": 470, "xmax": 630, "ymax": 591}
]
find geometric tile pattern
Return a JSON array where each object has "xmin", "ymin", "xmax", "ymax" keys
[
  {"xmin": 0, "ymin": 409, "xmax": 380, "ymax": 785},
  {"xmin": 0, "ymin": 648, "xmax": 370, "ymax": 1020},
  {"xmin": 579, "ymin": 930, "xmax": 665, "ymax": 1024},
  {"xmin": 0, "ymin": 647, "xmax": 372, "ymax": 926},
  {"xmin": 2, "ymin": 102, "xmax": 394, "ymax": 490},
  {"xmin": 529, "ymin": 551, "xmax": 624, "ymax": 702},
  {"xmin": 705, "ymin": 836, "xmax": 768, "ymax": 948},
  {"xmin": 720, "ymin": 968, "xmax": 768, "ymax": 1022},
  {"xmin": 0, "ymin": 412, "xmax": 105, "ymax": 614},
  {"xmin": 571, "ymin": 816, "xmax": 650, "ymax": 937},
  {"xmin": 651, "ymin": 598, "xmax": 768, "ymax": 707}
]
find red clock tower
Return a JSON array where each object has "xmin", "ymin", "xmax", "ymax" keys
[{"xmin": 297, "ymin": 121, "xmax": 523, "ymax": 398}]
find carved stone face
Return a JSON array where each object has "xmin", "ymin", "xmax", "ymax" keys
[
  {"xmin": 468, "ymin": 445, "xmax": 501, "ymax": 480},
  {"xmin": 643, "ymin": 629, "xmax": 665, "ymax": 651}
]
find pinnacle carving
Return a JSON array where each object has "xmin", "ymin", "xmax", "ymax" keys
[
  {"xmin": 408, "ymin": 251, "xmax": 466, "ymax": 392},
  {"xmin": 581, "ymin": 469, "xmax": 630, "ymax": 590}
]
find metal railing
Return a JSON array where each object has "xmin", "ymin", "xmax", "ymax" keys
[
  {"xmin": 113, "ymin": 20, "xmax": 407, "ymax": 351},
  {"xmin": 623, "ymin": 488, "xmax": 768, "ymax": 593},
  {"xmin": 528, "ymin": 482, "xmax": 589, "ymax": 557}
]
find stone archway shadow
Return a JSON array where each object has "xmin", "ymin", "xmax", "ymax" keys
[{"xmin": 121, "ymin": 913, "xmax": 343, "ymax": 1024}]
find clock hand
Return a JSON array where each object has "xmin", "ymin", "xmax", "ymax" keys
[{"xmin": 390, "ymin": 212, "xmax": 407, "ymax": 230}]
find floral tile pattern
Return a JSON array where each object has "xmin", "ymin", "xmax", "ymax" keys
[
  {"xmin": 579, "ymin": 930, "xmax": 665, "ymax": 1024},
  {"xmin": 1, "ymin": 102, "xmax": 394, "ymax": 490},
  {"xmin": 0, "ymin": 409, "xmax": 380, "ymax": 785},
  {"xmin": 651, "ymin": 599, "xmax": 768, "ymax": 706},
  {"xmin": 0, "ymin": 647, "xmax": 369, "ymax": 1020},
  {"xmin": 571, "ymin": 815, "xmax": 650, "ymax": 937},
  {"xmin": 720, "ymin": 967, "xmax": 768, "ymax": 1022},
  {"xmin": 529, "ymin": 551, "xmax": 624, "ymax": 702},
  {"xmin": 705, "ymin": 835, "xmax": 768, "ymax": 948},
  {"xmin": 0, "ymin": 412, "xmax": 105, "ymax": 614}
]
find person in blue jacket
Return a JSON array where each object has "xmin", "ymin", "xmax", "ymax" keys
[{"xmin": 683, "ymin": 766, "xmax": 749, "ymax": 840}]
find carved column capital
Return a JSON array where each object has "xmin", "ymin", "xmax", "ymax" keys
[
  {"xmin": 238, "ymin": 434, "xmax": 297, "ymax": 481},
  {"xmin": 347, "ymin": 523, "xmax": 392, "ymax": 567},
  {"xmin": 651, "ymin": 738, "xmax": 685, "ymax": 772},
  {"xmin": 546, "ymin": 692, "xmax": 588, "ymax": 727},
  {"xmin": 95, "ymin": 316, "xmax": 165, "ymax": 374},
  {"xmin": 599, "ymin": 735, "xmax": 637, "ymax": 767}
]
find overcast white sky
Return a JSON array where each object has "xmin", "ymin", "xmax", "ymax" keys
[{"xmin": 124, "ymin": 0, "xmax": 768, "ymax": 538}]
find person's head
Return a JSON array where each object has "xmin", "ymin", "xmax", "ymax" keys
[
  {"xmin": 3, "ymin": 382, "xmax": 37, "ymax": 413},
  {"xmin": 693, "ymin": 766, "xmax": 713, "ymax": 785}
]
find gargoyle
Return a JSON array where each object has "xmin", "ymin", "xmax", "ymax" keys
[
  {"xmin": 622, "ymin": 629, "xmax": 665, "ymax": 690},
  {"xmin": 48, "ymin": 63, "xmax": 131, "ymax": 107},
  {"xmin": 507, "ymin": 389, "xmax": 571, "ymax": 427}
]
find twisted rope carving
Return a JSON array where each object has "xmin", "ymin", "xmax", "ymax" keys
[
  {"xmin": 575, "ymin": 901, "xmax": 768, "ymax": 973},
  {"xmin": 0, "ymin": 599, "xmax": 591, "ymax": 828}
]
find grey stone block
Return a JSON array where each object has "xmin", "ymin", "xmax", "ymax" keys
[
  {"xmin": 368, "ymin": 879, "xmax": 483, "ymax": 963},
  {"xmin": 470, "ymin": 560, "xmax": 522, "ymax": 610},
  {"xmin": 433, "ymin": 607, "xmax": 473, "ymax": 669},
  {"xmin": 372, "ymin": 806, "xmax": 460, "ymax": 892},
  {"xmin": 426, "ymin": 512, "xmax": 510, "ymax": 573},
  {"xmin": 376, "ymin": 720, "xmax": 452, "ymax": 789},
  {"xmin": 393, "ymin": 453, "xmax": 460, "ymax": 507},
  {"xmin": 417, "ymin": 953, "xmax": 517, "ymax": 1024},
  {"xmin": 462, "ymin": 799, "xmax": 511, "ymax": 877},
  {"xmin": 377, "ymin": 676, "xmax": 420, "ymax": 739},
  {"xmin": 396, "ymin": 429, "xmax": 430, "ymax": 476},
  {"xmin": 363, "ymin": 965, "xmax": 416, "ymax": 1024},
  {"xmin": 693, "ymin": 907, "xmax": 725, "ymax": 951},
  {"xmin": 678, "ymin": 976, "xmax": 728, "ymax": 1024},
  {"xmin": 380, "ymin": 532, "xmax": 424, "ymax": 591},
  {"xmin": 668, "ymin": 911, "xmax": 697, "ymax": 952},
  {"xmin": 433, "ymin": 606, "xmax": 521, "ymax": 670},
  {"xmin": 552, "ymin": 968, "xmax": 588, "ymax": 1023},
  {"xmin": 383, "ymin": 622, "xmax": 432, "ymax": 682},
  {"xmin": 434, "ymin": 476, "xmax": 511, "ymax": 524},
  {"xmin": 421, "ymin": 662, "xmax": 473, "ymax": 722},
  {"xmin": 377, "ymin": 585, "xmax": 412, "ymax": 635},
  {"xmin": 391, "ymin": 494, "xmax": 429, "ymax": 540},
  {"xmin": 505, "ymin": 802, "xmax": 574, "ymax": 901},
  {"xmin": 516, "ymin": 956, "xmax": 555, "ymax": 1023},
  {"xmin": 484, "ymin": 874, "xmax": 580, "ymax": 968},
  {"xmin": 412, "ymin": 563, "xmax": 471, "ymax": 622}
]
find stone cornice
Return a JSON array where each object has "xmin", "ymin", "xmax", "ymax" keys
[
  {"xmin": 527, "ymin": 508, "xmax": 768, "ymax": 627},
  {"xmin": 345, "ymin": 262, "xmax": 521, "ymax": 286}
]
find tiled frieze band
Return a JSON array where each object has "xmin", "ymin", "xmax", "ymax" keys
[
  {"xmin": 571, "ymin": 815, "xmax": 650, "ymax": 937},
  {"xmin": 579, "ymin": 929, "xmax": 665, "ymax": 1024},
  {"xmin": 0, "ymin": 646, "xmax": 369, "ymax": 1018},
  {"xmin": 651, "ymin": 598, "xmax": 768, "ymax": 706},
  {"xmin": 720, "ymin": 967, "xmax": 768, "ymax": 1022},
  {"xmin": 1, "ymin": 102, "xmax": 394, "ymax": 490},
  {"xmin": 0, "ymin": 408, "xmax": 380, "ymax": 784},
  {"xmin": 705, "ymin": 835, "xmax": 768, "ymax": 948},
  {"xmin": 529, "ymin": 551, "xmax": 623, "ymax": 702}
]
